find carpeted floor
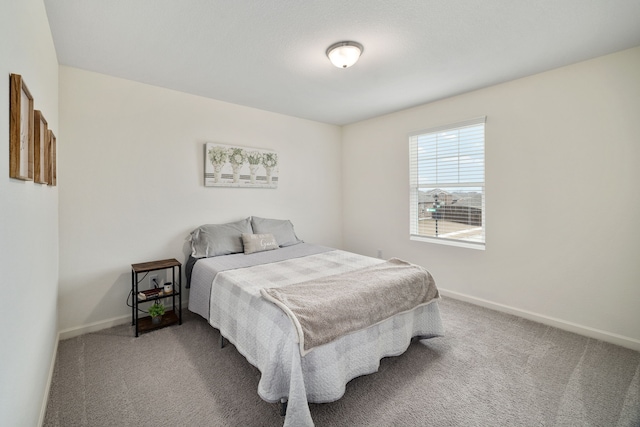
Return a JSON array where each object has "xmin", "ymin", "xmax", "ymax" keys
[{"xmin": 44, "ymin": 297, "xmax": 640, "ymax": 426}]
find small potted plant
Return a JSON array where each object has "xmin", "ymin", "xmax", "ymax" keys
[{"xmin": 148, "ymin": 302, "xmax": 165, "ymax": 325}]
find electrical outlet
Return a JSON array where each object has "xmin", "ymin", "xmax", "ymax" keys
[{"xmin": 149, "ymin": 274, "xmax": 158, "ymax": 288}]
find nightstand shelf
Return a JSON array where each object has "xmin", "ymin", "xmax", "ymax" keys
[
  {"xmin": 131, "ymin": 258, "xmax": 182, "ymax": 337},
  {"xmin": 136, "ymin": 310, "xmax": 180, "ymax": 334}
]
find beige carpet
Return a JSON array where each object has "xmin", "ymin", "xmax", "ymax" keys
[{"xmin": 44, "ymin": 297, "xmax": 640, "ymax": 426}]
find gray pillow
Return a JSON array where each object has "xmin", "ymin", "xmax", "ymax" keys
[
  {"xmin": 189, "ymin": 218, "xmax": 253, "ymax": 258},
  {"xmin": 251, "ymin": 216, "xmax": 302, "ymax": 247},
  {"xmin": 242, "ymin": 233, "xmax": 279, "ymax": 255}
]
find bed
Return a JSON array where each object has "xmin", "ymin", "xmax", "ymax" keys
[{"xmin": 187, "ymin": 217, "xmax": 444, "ymax": 427}]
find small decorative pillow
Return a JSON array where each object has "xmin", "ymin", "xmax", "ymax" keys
[
  {"xmin": 242, "ymin": 233, "xmax": 279, "ymax": 255},
  {"xmin": 251, "ymin": 216, "xmax": 302, "ymax": 247}
]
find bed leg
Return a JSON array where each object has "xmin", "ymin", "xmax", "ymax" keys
[
  {"xmin": 280, "ymin": 398, "xmax": 287, "ymax": 416},
  {"xmin": 219, "ymin": 334, "xmax": 226, "ymax": 349}
]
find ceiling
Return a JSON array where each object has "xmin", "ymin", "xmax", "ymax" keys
[{"xmin": 44, "ymin": 0, "xmax": 640, "ymax": 126}]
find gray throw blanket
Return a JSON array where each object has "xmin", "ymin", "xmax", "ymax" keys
[{"xmin": 260, "ymin": 258, "xmax": 439, "ymax": 355}]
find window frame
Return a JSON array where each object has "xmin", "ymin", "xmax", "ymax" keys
[{"xmin": 409, "ymin": 116, "xmax": 486, "ymax": 250}]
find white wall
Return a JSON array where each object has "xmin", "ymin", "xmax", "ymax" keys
[
  {"xmin": 58, "ymin": 66, "xmax": 343, "ymax": 333},
  {"xmin": 0, "ymin": 0, "xmax": 59, "ymax": 425},
  {"xmin": 342, "ymin": 46, "xmax": 640, "ymax": 349}
]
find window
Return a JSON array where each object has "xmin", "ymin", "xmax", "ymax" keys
[{"xmin": 409, "ymin": 117, "xmax": 485, "ymax": 249}]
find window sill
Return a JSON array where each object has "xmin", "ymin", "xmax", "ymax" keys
[{"xmin": 410, "ymin": 235, "xmax": 485, "ymax": 250}]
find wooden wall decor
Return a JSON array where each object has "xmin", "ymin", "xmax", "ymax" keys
[
  {"xmin": 9, "ymin": 74, "xmax": 34, "ymax": 180},
  {"xmin": 34, "ymin": 110, "xmax": 49, "ymax": 184},
  {"xmin": 48, "ymin": 130, "xmax": 57, "ymax": 186}
]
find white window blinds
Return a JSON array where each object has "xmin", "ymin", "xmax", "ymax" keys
[{"xmin": 409, "ymin": 117, "xmax": 486, "ymax": 249}]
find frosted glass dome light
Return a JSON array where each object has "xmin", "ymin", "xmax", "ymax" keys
[{"xmin": 326, "ymin": 41, "xmax": 363, "ymax": 68}]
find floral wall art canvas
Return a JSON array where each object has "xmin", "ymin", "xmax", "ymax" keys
[{"xmin": 204, "ymin": 143, "xmax": 278, "ymax": 188}]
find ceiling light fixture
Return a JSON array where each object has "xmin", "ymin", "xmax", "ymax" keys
[{"xmin": 326, "ymin": 41, "xmax": 363, "ymax": 68}]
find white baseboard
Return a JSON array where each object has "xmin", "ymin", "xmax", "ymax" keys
[
  {"xmin": 58, "ymin": 314, "xmax": 132, "ymax": 340},
  {"xmin": 38, "ymin": 331, "xmax": 60, "ymax": 427},
  {"xmin": 439, "ymin": 288, "xmax": 640, "ymax": 352},
  {"xmin": 58, "ymin": 300, "xmax": 190, "ymax": 340}
]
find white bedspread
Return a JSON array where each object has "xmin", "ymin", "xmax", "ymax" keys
[{"xmin": 205, "ymin": 249, "xmax": 444, "ymax": 427}]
